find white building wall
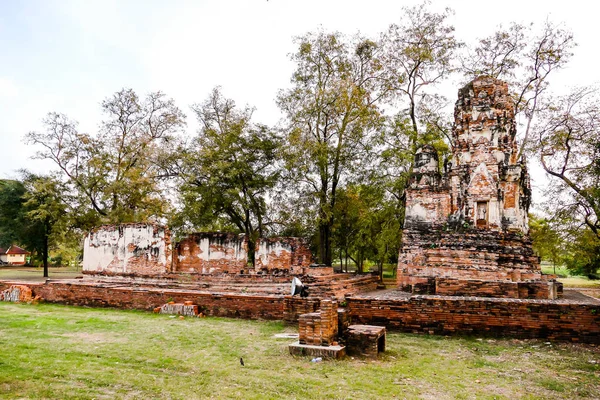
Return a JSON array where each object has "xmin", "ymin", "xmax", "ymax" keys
[{"xmin": 83, "ymin": 224, "xmax": 170, "ymax": 274}]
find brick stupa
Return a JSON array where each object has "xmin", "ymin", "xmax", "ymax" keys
[{"xmin": 397, "ymin": 76, "xmax": 561, "ymax": 299}]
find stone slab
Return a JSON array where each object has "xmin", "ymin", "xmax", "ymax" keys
[{"xmin": 288, "ymin": 341, "xmax": 346, "ymax": 359}]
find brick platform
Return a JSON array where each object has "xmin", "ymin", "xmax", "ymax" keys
[
  {"xmin": 2, "ymin": 280, "xmax": 599, "ymax": 343},
  {"xmin": 347, "ymin": 289, "xmax": 600, "ymax": 343}
]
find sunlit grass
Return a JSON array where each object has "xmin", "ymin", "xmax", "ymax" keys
[
  {"xmin": 541, "ymin": 263, "xmax": 600, "ymax": 288},
  {"xmin": 1, "ymin": 303, "xmax": 599, "ymax": 399}
]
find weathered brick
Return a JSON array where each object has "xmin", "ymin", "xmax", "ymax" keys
[{"xmin": 398, "ymin": 77, "xmax": 559, "ymax": 299}]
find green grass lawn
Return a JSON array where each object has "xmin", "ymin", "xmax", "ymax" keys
[
  {"xmin": 1, "ymin": 303, "xmax": 599, "ymax": 399},
  {"xmin": 0, "ymin": 266, "xmax": 82, "ymax": 282}
]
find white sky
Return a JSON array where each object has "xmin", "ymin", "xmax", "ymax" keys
[{"xmin": 1, "ymin": 0, "xmax": 598, "ymax": 208}]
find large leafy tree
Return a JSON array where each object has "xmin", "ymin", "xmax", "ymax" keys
[
  {"xmin": 373, "ymin": 3, "xmax": 460, "ymax": 247},
  {"xmin": 0, "ymin": 179, "xmax": 27, "ymax": 249},
  {"xmin": 0, "ymin": 174, "xmax": 69, "ymax": 277},
  {"xmin": 26, "ymin": 89, "xmax": 186, "ymax": 227},
  {"xmin": 277, "ymin": 30, "xmax": 386, "ymax": 266},
  {"xmin": 21, "ymin": 173, "xmax": 69, "ymax": 277},
  {"xmin": 177, "ymin": 87, "xmax": 280, "ymax": 263},
  {"xmin": 562, "ymin": 229, "xmax": 600, "ymax": 278},
  {"xmin": 332, "ymin": 184, "xmax": 402, "ymax": 274},
  {"xmin": 528, "ymin": 213, "xmax": 564, "ymax": 274},
  {"xmin": 533, "ymin": 87, "xmax": 600, "ymax": 239},
  {"xmin": 380, "ymin": 2, "xmax": 462, "ymax": 151}
]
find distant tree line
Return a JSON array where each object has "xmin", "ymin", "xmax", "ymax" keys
[{"xmin": 2, "ymin": 2, "xmax": 597, "ymax": 277}]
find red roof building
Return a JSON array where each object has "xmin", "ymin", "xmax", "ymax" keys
[{"xmin": 2, "ymin": 245, "xmax": 30, "ymax": 265}]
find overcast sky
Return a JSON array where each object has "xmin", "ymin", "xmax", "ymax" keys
[{"xmin": 1, "ymin": 0, "xmax": 598, "ymax": 207}]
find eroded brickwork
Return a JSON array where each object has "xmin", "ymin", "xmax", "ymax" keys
[
  {"xmin": 0, "ymin": 285, "xmax": 32, "ymax": 302},
  {"xmin": 83, "ymin": 224, "xmax": 171, "ymax": 276},
  {"xmin": 298, "ymin": 299, "xmax": 338, "ymax": 346},
  {"xmin": 347, "ymin": 291, "xmax": 600, "ymax": 343},
  {"xmin": 173, "ymin": 233, "xmax": 248, "ymax": 274},
  {"xmin": 255, "ymin": 237, "xmax": 313, "ymax": 274},
  {"xmin": 398, "ymin": 77, "xmax": 559, "ymax": 299}
]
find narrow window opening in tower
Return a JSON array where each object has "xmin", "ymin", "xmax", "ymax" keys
[{"xmin": 476, "ymin": 201, "xmax": 488, "ymax": 228}]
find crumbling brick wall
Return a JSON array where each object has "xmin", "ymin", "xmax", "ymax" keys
[
  {"xmin": 173, "ymin": 233, "xmax": 248, "ymax": 274},
  {"xmin": 83, "ymin": 223, "xmax": 171, "ymax": 276},
  {"xmin": 0, "ymin": 285, "xmax": 33, "ymax": 302},
  {"xmin": 298, "ymin": 299, "xmax": 338, "ymax": 346},
  {"xmin": 255, "ymin": 237, "xmax": 313, "ymax": 274},
  {"xmin": 347, "ymin": 294, "xmax": 600, "ymax": 343}
]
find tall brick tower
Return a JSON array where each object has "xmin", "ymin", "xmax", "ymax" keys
[
  {"xmin": 450, "ymin": 76, "xmax": 530, "ymax": 233},
  {"xmin": 397, "ymin": 76, "xmax": 561, "ymax": 300}
]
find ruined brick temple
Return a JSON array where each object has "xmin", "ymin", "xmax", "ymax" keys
[
  {"xmin": 83, "ymin": 226, "xmax": 316, "ymax": 276},
  {"xmin": 397, "ymin": 76, "xmax": 561, "ymax": 299},
  {"xmin": 3, "ymin": 76, "xmax": 598, "ymax": 344},
  {"xmin": 81, "ymin": 223, "xmax": 377, "ymax": 298}
]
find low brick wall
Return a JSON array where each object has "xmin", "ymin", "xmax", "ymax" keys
[
  {"xmin": 283, "ymin": 296, "xmax": 320, "ymax": 322},
  {"xmin": 0, "ymin": 281, "xmax": 285, "ymax": 320},
  {"xmin": 347, "ymin": 293, "xmax": 600, "ymax": 343},
  {"xmin": 3, "ymin": 280, "xmax": 599, "ymax": 343},
  {"xmin": 306, "ymin": 274, "xmax": 379, "ymax": 299}
]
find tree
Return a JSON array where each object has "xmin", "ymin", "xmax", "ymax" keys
[
  {"xmin": 331, "ymin": 184, "xmax": 402, "ymax": 275},
  {"xmin": 177, "ymin": 87, "xmax": 280, "ymax": 264},
  {"xmin": 380, "ymin": 2, "xmax": 461, "ymax": 152},
  {"xmin": 277, "ymin": 30, "xmax": 385, "ymax": 266},
  {"xmin": 529, "ymin": 213, "xmax": 563, "ymax": 274},
  {"xmin": 21, "ymin": 173, "xmax": 68, "ymax": 277},
  {"xmin": 461, "ymin": 21, "xmax": 575, "ymax": 157},
  {"xmin": 0, "ymin": 175, "xmax": 70, "ymax": 277},
  {"xmin": 532, "ymin": 87, "xmax": 600, "ymax": 239},
  {"xmin": 563, "ymin": 228, "xmax": 600, "ymax": 278},
  {"xmin": 26, "ymin": 89, "xmax": 186, "ymax": 227},
  {"xmin": 0, "ymin": 180, "xmax": 27, "ymax": 249}
]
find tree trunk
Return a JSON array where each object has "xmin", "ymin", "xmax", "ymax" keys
[
  {"xmin": 43, "ymin": 227, "xmax": 49, "ymax": 278},
  {"xmin": 318, "ymin": 222, "xmax": 332, "ymax": 266}
]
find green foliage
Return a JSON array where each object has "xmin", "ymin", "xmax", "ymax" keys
[
  {"xmin": 562, "ymin": 229, "xmax": 600, "ymax": 278},
  {"xmin": 0, "ymin": 180, "xmax": 27, "ymax": 249},
  {"xmin": 177, "ymin": 87, "xmax": 281, "ymax": 262},
  {"xmin": 332, "ymin": 184, "xmax": 402, "ymax": 273},
  {"xmin": 21, "ymin": 173, "xmax": 71, "ymax": 274},
  {"xmin": 26, "ymin": 89, "xmax": 186, "ymax": 228},
  {"xmin": 277, "ymin": 30, "xmax": 385, "ymax": 265},
  {"xmin": 0, "ymin": 174, "xmax": 75, "ymax": 274},
  {"xmin": 529, "ymin": 213, "xmax": 563, "ymax": 269}
]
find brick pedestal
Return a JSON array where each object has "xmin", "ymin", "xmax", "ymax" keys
[{"xmin": 346, "ymin": 324, "xmax": 386, "ymax": 358}]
